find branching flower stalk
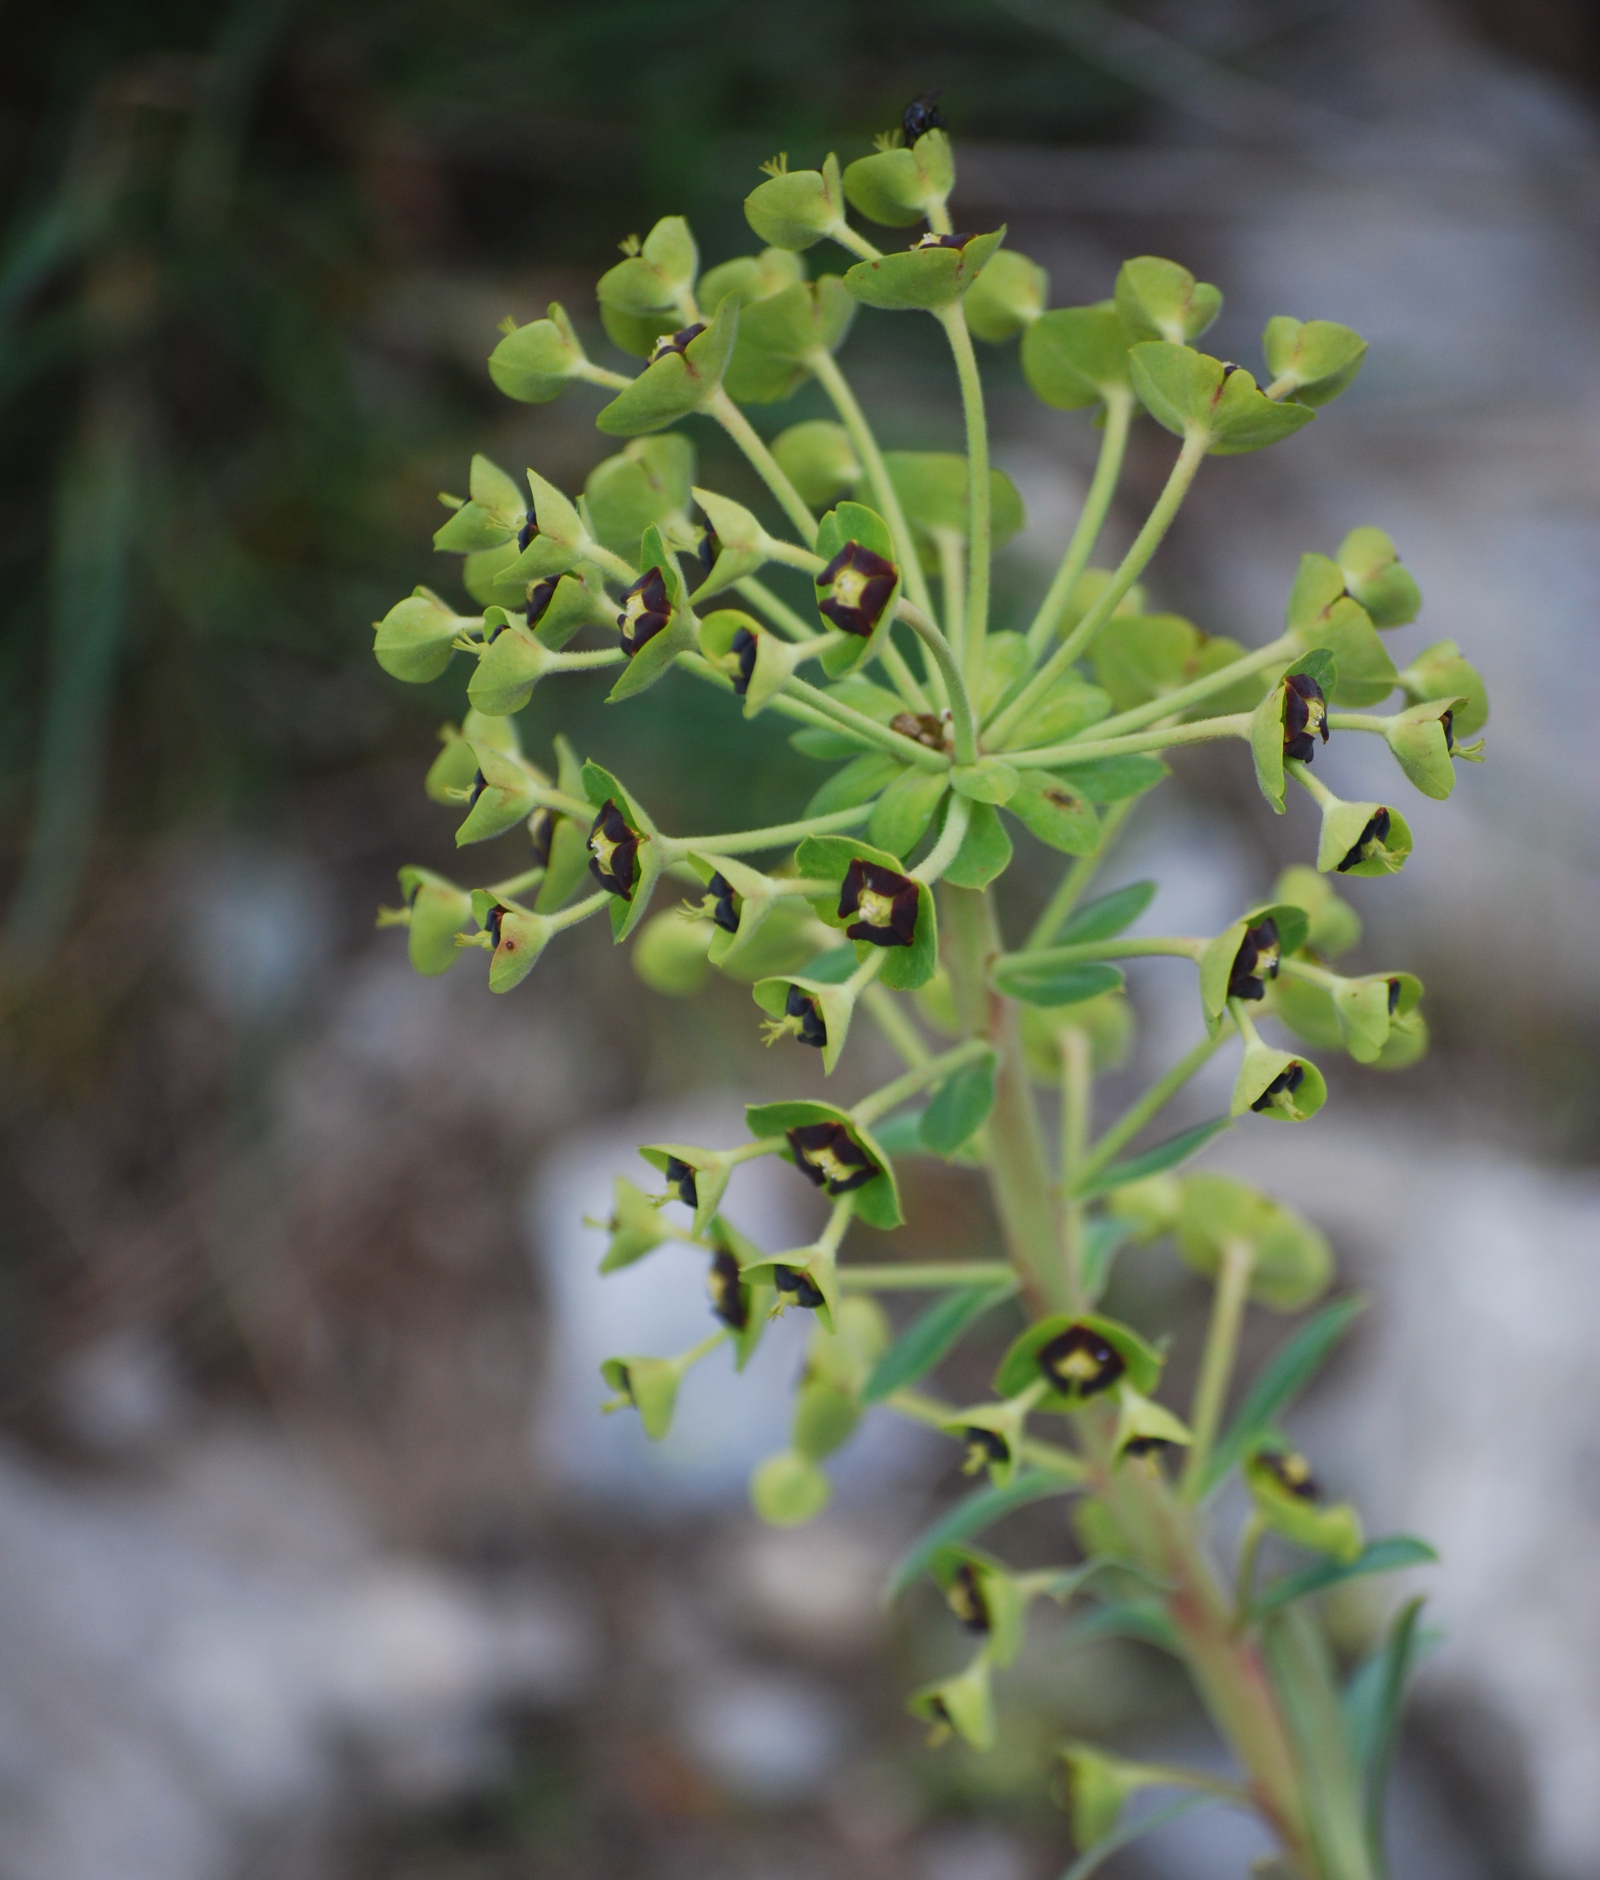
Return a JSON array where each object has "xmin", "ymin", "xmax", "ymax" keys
[{"xmin": 370, "ymin": 102, "xmax": 1482, "ymax": 1880}]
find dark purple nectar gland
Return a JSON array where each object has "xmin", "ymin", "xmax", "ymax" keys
[
  {"xmin": 649, "ymin": 322, "xmax": 706, "ymax": 364},
  {"xmin": 784, "ymin": 985, "xmax": 828, "ymax": 1049},
  {"xmin": 963, "ymin": 1427, "xmax": 1010, "ymax": 1474},
  {"xmin": 1440, "ymin": 708, "xmax": 1455, "ymax": 754},
  {"xmin": 528, "ymin": 807, "xmax": 555, "ymax": 870},
  {"xmin": 890, "ymin": 710, "xmax": 948, "ymax": 751},
  {"xmin": 588, "ymin": 799, "xmax": 641, "ymax": 897},
  {"xmin": 1123, "ymin": 1436, "xmax": 1175, "ymax": 1459},
  {"xmin": 1258, "ymin": 1448, "xmax": 1320, "ymax": 1500},
  {"xmin": 946, "ymin": 1563, "xmax": 991, "ymax": 1634},
  {"xmin": 914, "ymin": 231, "xmax": 974, "ymax": 251},
  {"xmin": 729, "ymin": 627, "xmax": 759, "ymax": 698},
  {"xmin": 787, "ymin": 1121, "xmax": 876, "ymax": 1195},
  {"xmin": 817, "ymin": 541, "xmax": 898, "ymax": 638},
  {"xmin": 1283, "ymin": 672, "xmax": 1330, "ymax": 764},
  {"xmin": 467, "ymin": 769, "xmax": 488, "ymax": 808},
  {"xmin": 517, "ymin": 511, "xmax": 539, "ymax": 553},
  {"xmin": 525, "ymin": 577, "xmax": 560, "ymax": 629},
  {"xmin": 1037, "ymin": 1324, "xmax": 1125, "ymax": 1399},
  {"xmin": 902, "ymin": 88, "xmax": 945, "ymax": 143},
  {"xmin": 617, "ymin": 567, "xmax": 671, "ymax": 656},
  {"xmin": 1336, "ymin": 807, "xmax": 1392, "ymax": 874},
  {"xmin": 695, "ymin": 527, "xmax": 720, "ymax": 587},
  {"xmin": 1227, "ymin": 917, "xmax": 1282, "ymax": 1002},
  {"xmin": 839, "ymin": 859, "xmax": 919, "ymax": 948},
  {"xmin": 1251, "ymin": 1063, "xmax": 1305, "ymax": 1114},
  {"xmin": 707, "ymin": 1248, "xmax": 749, "ymax": 1332},
  {"xmin": 1387, "ymin": 977, "xmax": 1402, "ymax": 1016},
  {"xmin": 662, "ymin": 1157, "xmax": 698, "ymax": 1208},
  {"xmin": 774, "ymin": 1265, "xmax": 826, "ymax": 1310},
  {"xmin": 708, "ymin": 872, "xmax": 741, "ymax": 935},
  {"xmin": 484, "ymin": 904, "xmax": 506, "ymax": 949}
]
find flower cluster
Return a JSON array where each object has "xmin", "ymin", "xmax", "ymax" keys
[{"xmin": 369, "ymin": 111, "xmax": 1476, "ymax": 1880}]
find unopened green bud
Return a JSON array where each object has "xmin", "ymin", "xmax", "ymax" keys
[
  {"xmin": 1107, "ymin": 1173, "xmax": 1182, "ymax": 1243},
  {"xmin": 1336, "ymin": 525, "xmax": 1421, "ymax": 627},
  {"xmin": 750, "ymin": 1448, "xmax": 833, "ymax": 1525},
  {"xmin": 374, "ymin": 588, "xmax": 473, "ymax": 685},
  {"xmin": 843, "ymin": 128, "xmax": 955, "ymax": 227},
  {"xmin": 964, "ymin": 247, "xmax": 1049, "ymax": 343},
  {"xmin": 697, "ymin": 246, "xmax": 805, "ymax": 314},
  {"xmin": 632, "ymin": 909, "xmax": 713, "ymax": 995},
  {"xmin": 1401, "ymin": 639, "xmax": 1488, "ymax": 737},
  {"xmin": 1114, "ymin": 255, "xmax": 1222, "ymax": 344},
  {"xmin": 488, "ymin": 302, "xmax": 587, "ymax": 403},
  {"xmin": 772, "ymin": 420, "xmax": 862, "ymax": 507},
  {"xmin": 744, "ymin": 152, "xmax": 846, "ymax": 251},
  {"xmin": 1270, "ymin": 864, "xmax": 1361, "ymax": 957},
  {"xmin": 1261, "ymin": 316, "xmax": 1367, "ymax": 407}
]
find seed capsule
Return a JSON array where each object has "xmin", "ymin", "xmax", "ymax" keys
[
  {"xmin": 588, "ymin": 798, "xmax": 642, "ymax": 897},
  {"xmin": 787, "ymin": 1121, "xmax": 877, "ymax": 1195},
  {"xmin": 1037, "ymin": 1323, "xmax": 1125, "ymax": 1399},
  {"xmin": 617, "ymin": 568, "xmax": 671, "ymax": 656},
  {"xmin": 707, "ymin": 1247, "xmax": 750, "ymax": 1331},
  {"xmin": 1227, "ymin": 917, "xmax": 1281, "ymax": 1002},
  {"xmin": 817, "ymin": 541, "xmax": 898, "ymax": 637},
  {"xmin": 947, "ymin": 1563, "xmax": 990, "ymax": 1633},
  {"xmin": 839, "ymin": 858, "xmax": 919, "ymax": 948},
  {"xmin": 1251, "ymin": 1062, "xmax": 1305, "ymax": 1114},
  {"xmin": 1283, "ymin": 672, "xmax": 1329, "ymax": 763},
  {"xmin": 1336, "ymin": 807, "xmax": 1391, "ymax": 873}
]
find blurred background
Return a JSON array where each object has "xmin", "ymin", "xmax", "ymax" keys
[{"xmin": 2, "ymin": 2, "xmax": 1598, "ymax": 1876}]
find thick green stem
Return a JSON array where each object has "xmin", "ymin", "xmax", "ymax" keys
[
  {"xmin": 1185, "ymin": 1238, "xmax": 1256, "ymax": 1496},
  {"xmin": 709, "ymin": 389, "xmax": 819, "ymax": 545},
  {"xmin": 1009, "ymin": 934, "xmax": 1203, "ymax": 968},
  {"xmin": 987, "ymin": 427, "xmax": 1211, "ymax": 746},
  {"xmin": 911, "ymin": 791, "xmax": 972, "ymax": 885},
  {"xmin": 839, "ymin": 1261, "xmax": 1015, "ymax": 1290},
  {"xmin": 671, "ymin": 804, "xmax": 871, "ymax": 858},
  {"xmin": 935, "ymin": 303, "xmax": 992, "ymax": 703},
  {"xmin": 1023, "ymin": 388, "xmax": 1135, "ymax": 657},
  {"xmin": 942, "ymin": 886, "xmax": 1061, "ymax": 1313}
]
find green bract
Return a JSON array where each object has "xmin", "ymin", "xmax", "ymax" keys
[{"xmin": 372, "ymin": 122, "xmax": 1466, "ymax": 1876}]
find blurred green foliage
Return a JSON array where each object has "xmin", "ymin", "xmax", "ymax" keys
[{"xmin": 0, "ymin": 0, "xmax": 1129, "ymax": 960}]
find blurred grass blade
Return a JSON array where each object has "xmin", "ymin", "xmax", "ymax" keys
[
  {"xmin": 862, "ymin": 1277, "xmax": 1018, "ymax": 1404},
  {"xmin": 1250, "ymin": 1536, "xmax": 1438, "ymax": 1621},
  {"xmin": 1345, "ymin": 1595, "xmax": 1428, "ymax": 1878},
  {"xmin": 1059, "ymin": 1793, "xmax": 1213, "ymax": 1880},
  {"xmin": 886, "ymin": 1470, "xmax": 1077, "ymax": 1603},
  {"xmin": 1073, "ymin": 1115, "xmax": 1230, "ymax": 1199},
  {"xmin": 1199, "ymin": 1294, "xmax": 1368, "ymax": 1496}
]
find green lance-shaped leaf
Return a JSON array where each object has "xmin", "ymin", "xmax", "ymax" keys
[
  {"xmin": 1272, "ymin": 863, "xmax": 1362, "ymax": 956},
  {"xmin": 584, "ymin": 432, "xmax": 694, "ymax": 556},
  {"xmin": 1249, "ymin": 648, "xmax": 1336, "ymax": 813},
  {"xmin": 1400, "ymin": 638, "xmax": 1488, "ymax": 737},
  {"xmin": 919, "ymin": 1052, "xmax": 998, "ymax": 1155},
  {"xmin": 1260, "ymin": 1607, "xmax": 1372, "ymax": 1880},
  {"xmin": 391, "ymin": 867, "xmax": 473, "ymax": 975},
  {"xmin": 750, "ymin": 1447, "xmax": 834, "ymax": 1525},
  {"xmin": 1315, "ymin": 797, "xmax": 1413, "ymax": 878},
  {"xmin": 994, "ymin": 956, "xmax": 1124, "ymax": 1009},
  {"xmin": 374, "ymin": 588, "xmax": 471, "ymax": 684},
  {"xmin": 862, "ymin": 1278, "xmax": 1017, "ymax": 1406},
  {"xmin": 965, "ymin": 247, "xmax": 1049, "ymax": 343},
  {"xmin": 1286, "ymin": 552, "xmax": 1398, "ymax": 707},
  {"xmin": 1177, "ymin": 1172, "xmax": 1333, "ymax": 1311},
  {"xmin": 745, "ymin": 1095, "xmax": 903, "ymax": 1230},
  {"xmin": 744, "ymin": 152, "xmax": 846, "ymax": 251},
  {"xmin": 487, "ymin": 302, "xmax": 587, "ymax": 403},
  {"xmin": 1003, "ymin": 770, "xmax": 1100, "ymax": 856},
  {"xmin": 869, "ymin": 766, "xmax": 950, "ymax": 859},
  {"xmin": 842, "ymin": 229, "xmax": 1007, "ymax": 312},
  {"xmin": 595, "ymin": 294, "xmax": 740, "ymax": 436},
  {"xmin": 1320, "ymin": 970, "xmax": 1422, "ymax": 1064},
  {"xmin": 1261, "ymin": 316, "xmax": 1368, "ymax": 407},
  {"xmin": 908, "ymin": 1648, "xmax": 995, "ymax": 1751},
  {"xmin": 595, "ymin": 214, "xmax": 698, "ymax": 319},
  {"xmin": 994, "ymin": 1311, "xmax": 1163, "ymax": 1410},
  {"xmin": 1115, "ymin": 255, "xmax": 1223, "ymax": 344},
  {"xmin": 1346, "ymin": 1594, "xmax": 1430, "ymax": 1874},
  {"xmin": 952, "ymin": 759, "xmax": 1019, "ymax": 805},
  {"xmin": 804, "ymin": 751, "xmax": 905, "ymax": 818},
  {"xmin": 1231, "ymin": 1039, "xmax": 1328, "ymax": 1122},
  {"xmin": 1245, "ymin": 1443, "xmax": 1364, "ymax": 1562},
  {"xmin": 943, "ymin": 800, "xmax": 1013, "ymax": 890},
  {"xmin": 1201, "ymin": 1295, "xmax": 1367, "ymax": 1496},
  {"xmin": 1074, "ymin": 1116, "xmax": 1233, "ymax": 1201},
  {"xmin": 843, "ymin": 128, "xmax": 955, "ymax": 226},
  {"xmin": 887, "ymin": 1471, "xmax": 1081, "ymax": 1603},
  {"xmin": 772, "ymin": 419, "xmax": 862, "ymax": 507},
  {"xmin": 1053, "ymin": 752, "xmax": 1170, "ymax": 804},
  {"xmin": 1337, "ymin": 525, "xmax": 1422, "ymax": 629},
  {"xmin": 997, "ymin": 671, "xmax": 1111, "ymax": 752},
  {"xmin": 1021, "ymin": 304, "xmax": 1134, "ymax": 410},
  {"xmin": 1060, "ymin": 880, "xmax": 1158, "ymax": 945},
  {"xmin": 1129, "ymin": 343, "xmax": 1316, "ymax": 453},
  {"xmin": 1249, "ymin": 1535, "xmax": 1438, "ymax": 1622}
]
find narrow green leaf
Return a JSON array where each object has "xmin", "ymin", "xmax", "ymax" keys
[
  {"xmin": 993, "ymin": 958, "xmax": 1125, "ymax": 1008},
  {"xmin": 1200, "ymin": 1295, "xmax": 1368, "ymax": 1496},
  {"xmin": 1066, "ymin": 1598, "xmax": 1181, "ymax": 1654},
  {"xmin": 862, "ymin": 1279, "xmax": 1018, "ymax": 1406},
  {"xmin": 1060, "ymin": 879, "xmax": 1157, "ymax": 945},
  {"xmin": 869, "ymin": 1107, "xmax": 930, "ymax": 1156},
  {"xmin": 1251, "ymin": 1536, "xmax": 1438, "ymax": 1621},
  {"xmin": 1346, "ymin": 1595, "xmax": 1428, "ymax": 1877},
  {"xmin": 1073, "ymin": 1116, "xmax": 1232, "ymax": 1200},
  {"xmin": 1059, "ymin": 1795, "xmax": 1215, "ymax": 1880},
  {"xmin": 885, "ymin": 1471, "xmax": 1078, "ymax": 1603},
  {"xmin": 1078, "ymin": 1216, "xmax": 1129, "ymax": 1304},
  {"xmin": 919, "ymin": 1055, "xmax": 998, "ymax": 1154}
]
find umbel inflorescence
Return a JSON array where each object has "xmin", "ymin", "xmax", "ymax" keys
[{"xmin": 372, "ymin": 102, "xmax": 1485, "ymax": 1880}]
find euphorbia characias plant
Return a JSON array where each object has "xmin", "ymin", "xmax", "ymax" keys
[{"xmin": 371, "ymin": 97, "xmax": 1484, "ymax": 1880}]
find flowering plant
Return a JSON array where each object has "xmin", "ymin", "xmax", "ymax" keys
[{"xmin": 373, "ymin": 100, "xmax": 1485, "ymax": 1880}]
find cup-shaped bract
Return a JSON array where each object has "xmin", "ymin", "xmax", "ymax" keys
[
  {"xmin": 1270, "ymin": 864, "xmax": 1362, "ymax": 957},
  {"xmin": 1112, "ymin": 1386, "xmax": 1193, "ymax": 1464},
  {"xmin": 596, "ymin": 215, "xmax": 698, "ymax": 320},
  {"xmin": 631, "ymin": 909, "xmax": 713, "ymax": 996},
  {"xmin": 584, "ymin": 433, "xmax": 695, "ymax": 556},
  {"xmin": 454, "ymin": 742, "xmax": 545, "ymax": 846},
  {"xmin": 1316, "ymin": 798, "xmax": 1413, "ymax": 878},
  {"xmin": 745, "ymin": 1096, "xmax": 903, "ymax": 1231},
  {"xmin": 488, "ymin": 302, "xmax": 587, "ymax": 403},
  {"xmin": 843, "ymin": 229, "xmax": 1007, "ymax": 313},
  {"xmin": 932, "ymin": 1548, "xmax": 1027, "ymax": 1666},
  {"xmin": 394, "ymin": 866, "xmax": 473, "ymax": 975},
  {"xmin": 964, "ymin": 247, "xmax": 1049, "ymax": 342},
  {"xmin": 908, "ymin": 1649, "xmax": 995, "ymax": 1752},
  {"xmin": 772, "ymin": 420, "xmax": 862, "ymax": 507},
  {"xmin": 1176, "ymin": 1172, "xmax": 1333, "ymax": 1310},
  {"xmin": 744, "ymin": 152, "xmax": 846, "ymax": 250},
  {"xmin": 432, "ymin": 453, "xmax": 528, "ymax": 553},
  {"xmin": 595, "ymin": 295, "xmax": 740, "ymax": 437},
  {"xmin": 843, "ymin": 128, "xmax": 955, "ymax": 227},
  {"xmin": 374, "ymin": 587, "xmax": 471, "ymax": 684},
  {"xmin": 600, "ymin": 1353, "xmax": 683, "ymax": 1442},
  {"xmin": 1131, "ymin": 343, "xmax": 1316, "ymax": 454},
  {"xmin": 1231, "ymin": 1039, "xmax": 1328, "ymax": 1123},
  {"xmin": 1385, "ymin": 698, "xmax": 1464, "ymax": 800},
  {"xmin": 697, "ymin": 246, "xmax": 805, "ymax": 315},
  {"xmin": 1114, "ymin": 255, "xmax": 1222, "ymax": 344},
  {"xmin": 1336, "ymin": 525, "xmax": 1422, "ymax": 628},
  {"xmin": 994, "ymin": 1311, "xmax": 1163, "ymax": 1411},
  {"xmin": 750, "ymin": 1447, "xmax": 834, "ymax": 1525},
  {"xmin": 1400, "ymin": 638, "xmax": 1488, "ymax": 738},
  {"xmin": 1249, "ymin": 650, "xmax": 1335, "ymax": 813},
  {"xmin": 1285, "ymin": 551, "xmax": 1398, "ymax": 708},
  {"xmin": 1261, "ymin": 316, "xmax": 1368, "ymax": 407},
  {"xmin": 1022, "ymin": 303, "xmax": 1134, "ymax": 411}
]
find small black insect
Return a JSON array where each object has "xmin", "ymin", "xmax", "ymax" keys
[{"xmin": 903, "ymin": 88, "xmax": 946, "ymax": 144}]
